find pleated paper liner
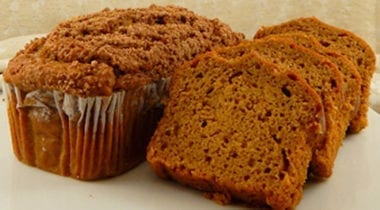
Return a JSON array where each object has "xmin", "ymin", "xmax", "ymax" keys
[{"xmin": 3, "ymin": 79, "xmax": 168, "ymax": 180}]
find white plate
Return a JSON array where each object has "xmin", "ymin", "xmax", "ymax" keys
[{"xmin": 0, "ymin": 93, "xmax": 380, "ymax": 210}]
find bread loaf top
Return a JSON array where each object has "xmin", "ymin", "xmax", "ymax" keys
[{"xmin": 3, "ymin": 5, "xmax": 244, "ymax": 97}]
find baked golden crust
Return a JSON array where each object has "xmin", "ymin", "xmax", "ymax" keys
[
  {"xmin": 6, "ymin": 50, "xmax": 116, "ymax": 96},
  {"xmin": 3, "ymin": 5, "xmax": 244, "ymax": 97}
]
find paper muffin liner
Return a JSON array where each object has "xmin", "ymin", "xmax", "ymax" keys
[{"xmin": 3, "ymin": 79, "xmax": 169, "ymax": 180}]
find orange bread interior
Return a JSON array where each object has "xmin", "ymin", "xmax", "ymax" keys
[
  {"xmin": 215, "ymin": 38, "xmax": 344, "ymax": 178},
  {"xmin": 147, "ymin": 51, "xmax": 324, "ymax": 210}
]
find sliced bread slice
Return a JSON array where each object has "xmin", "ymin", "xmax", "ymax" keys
[
  {"xmin": 258, "ymin": 32, "xmax": 362, "ymax": 136},
  {"xmin": 215, "ymin": 38, "xmax": 344, "ymax": 178},
  {"xmin": 254, "ymin": 17, "xmax": 376, "ymax": 133},
  {"xmin": 147, "ymin": 50, "xmax": 324, "ymax": 210}
]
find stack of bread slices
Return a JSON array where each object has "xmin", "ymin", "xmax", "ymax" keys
[{"xmin": 147, "ymin": 17, "xmax": 376, "ymax": 210}]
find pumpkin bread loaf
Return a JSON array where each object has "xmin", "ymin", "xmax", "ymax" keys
[
  {"xmin": 215, "ymin": 38, "xmax": 345, "ymax": 178},
  {"xmin": 253, "ymin": 17, "xmax": 376, "ymax": 133},
  {"xmin": 147, "ymin": 51, "xmax": 324, "ymax": 210},
  {"xmin": 2, "ymin": 5, "xmax": 244, "ymax": 180}
]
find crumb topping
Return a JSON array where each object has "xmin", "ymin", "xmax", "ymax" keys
[{"xmin": 3, "ymin": 5, "xmax": 244, "ymax": 97}]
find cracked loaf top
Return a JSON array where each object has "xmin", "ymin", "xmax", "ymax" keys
[{"xmin": 3, "ymin": 5, "xmax": 244, "ymax": 97}]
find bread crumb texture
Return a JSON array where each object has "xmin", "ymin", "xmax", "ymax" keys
[
  {"xmin": 147, "ymin": 50, "xmax": 324, "ymax": 210},
  {"xmin": 224, "ymin": 38, "xmax": 345, "ymax": 178},
  {"xmin": 3, "ymin": 5, "xmax": 244, "ymax": 97}
]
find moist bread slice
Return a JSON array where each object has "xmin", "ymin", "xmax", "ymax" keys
[
  {"xmin": 254, "ymin": 17, "xmax": 376, "ymax": 133},
  {"xmin": 215, "ymin": 38, "xmax": 344, "ymax": 178},
  {"xmin": 147, "ymin": 51, "xmax": 324, "ymax": 210},
  {"xmin": 259, "ymin": 32, "xmax": 361, "ymax": 136}
]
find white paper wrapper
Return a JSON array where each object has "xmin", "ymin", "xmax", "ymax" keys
[{"xmin": 3, "ymin": 79, "xmax": 169, "ymax": 180}]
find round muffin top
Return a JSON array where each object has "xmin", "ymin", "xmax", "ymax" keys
[{"xmin": 3, "ymin": 5, "xmax": 244, "ymax": 97}]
